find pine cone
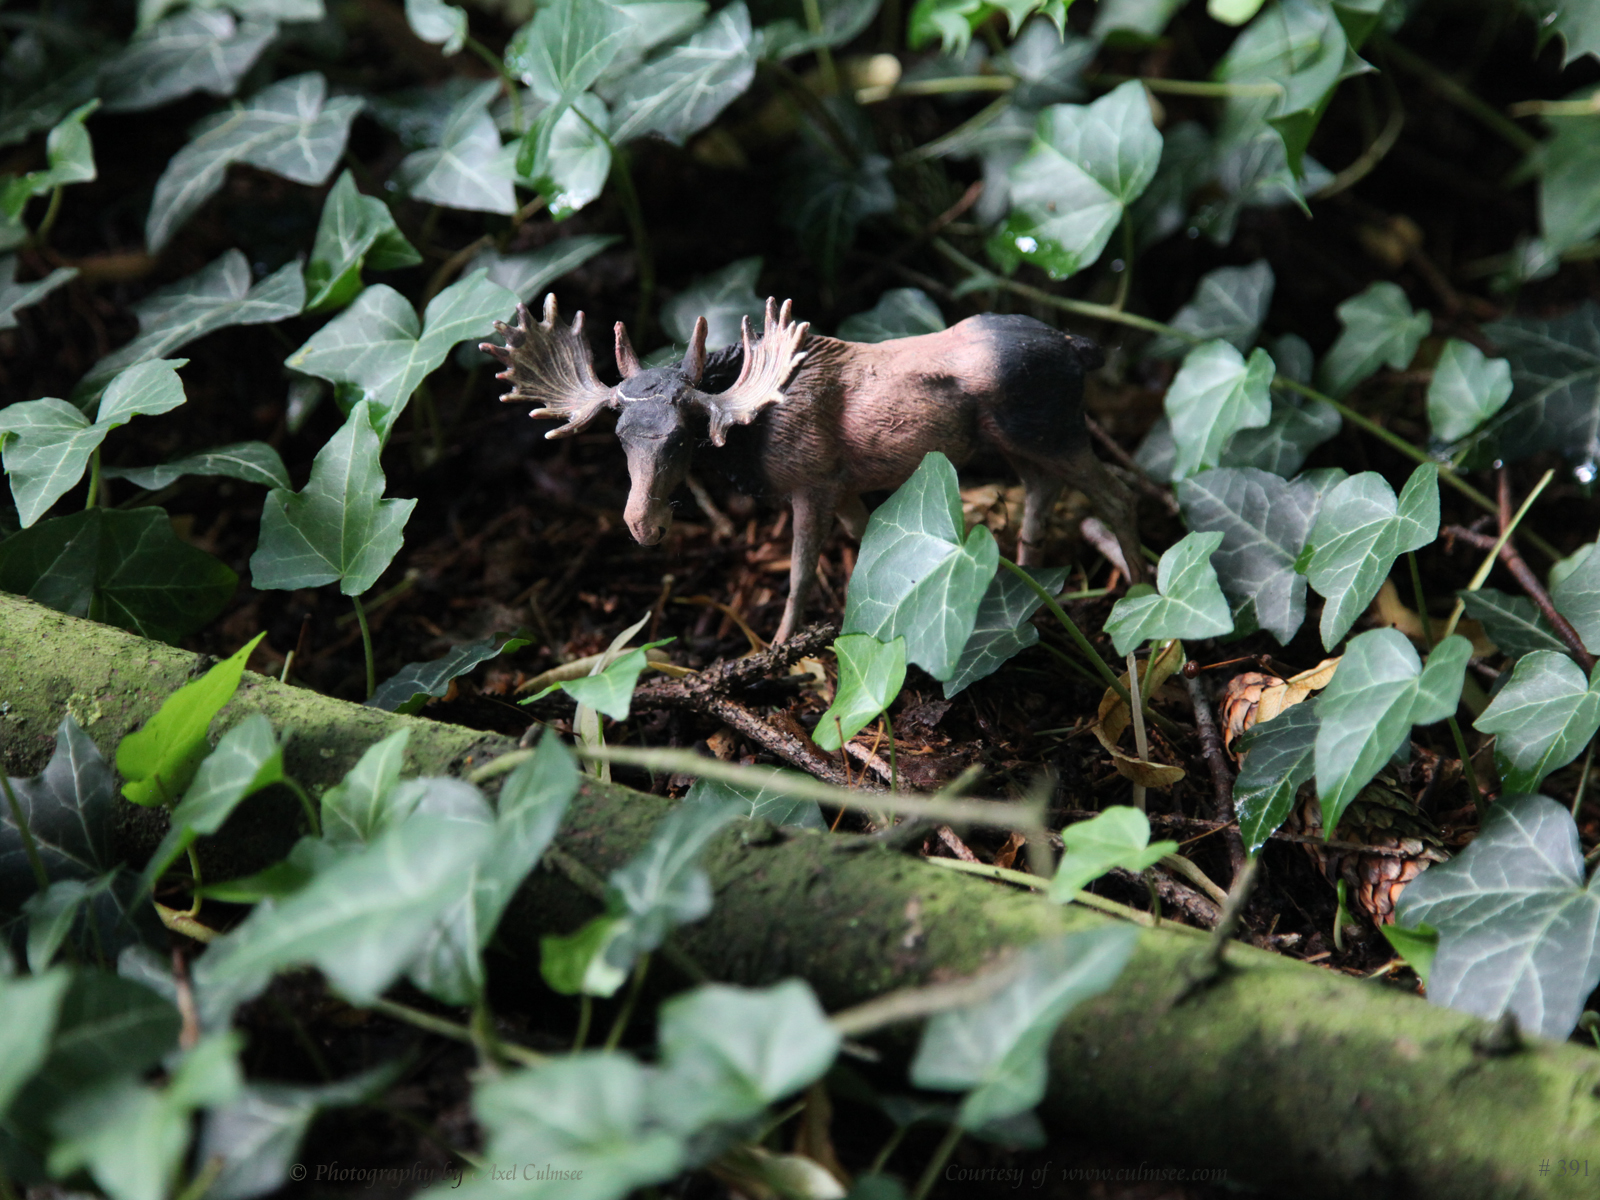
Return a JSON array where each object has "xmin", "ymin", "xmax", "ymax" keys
[{"xmin": 1288, "ymin": 783, "xmax": 1448, "ymax": 925}]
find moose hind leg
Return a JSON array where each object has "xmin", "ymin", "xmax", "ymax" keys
[
  {"xmin": 1016, "ymin": 469, "xmax": 1064, "ymax": 567},
  {"xmin": 776, "ymin": 489, "xmax": 834, "ymax": 643},
  {"xmin": 1052, "ymin": 442, "xmax": 1146, "ymax": 583}
]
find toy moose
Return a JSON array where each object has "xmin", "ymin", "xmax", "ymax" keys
[{"xmin": 482, "ymin": 295, "xmax": 1145, "ymax": 642}]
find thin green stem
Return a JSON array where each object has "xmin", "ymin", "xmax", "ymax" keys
[
  {"xmin": 1377, "ymin": 35, "xmax": 1537, "ymax": 155},
  {"xmin": 799, "ymin": 0, "xmax": 838, "ymax": 94},
  {"xmin": 1448, "ymin": 716, "xmax": 1485, "ymax": 818},
  {"xmin": 920, "ymin": 855, "xmax": 1181, "ymax": 930},
  {"xmin": 33, "ymin": 184, "xmax": 64, "ymax": 251},
  {"xmin": 1038, "ymin": 639, "xmax": 1109, "ymax": 689},
  {"xmin": 910, "ymin": 1123, "xmax": 964, "ymax": 1200},
  {"xmin": 1573, "ymin": 737, "xmax": 1596, "ymax": 820},
  {"xmin": 897, "ymin": 95, "xmax": 1010, "ymax": 164},
  {"xmin": 286, "ymin": 777, "xmax": 320, "ymax": 838},
  {"xmin": 603, "ymin": 953, "xmax": 650, "ymax": 1051},
  {"xmin": 370, "ymin": 997, "xmax": 546, "ymax": 1066},
  {"xmin": 185, "ymin": 845, "xmax": 204, "ymax": 917},
  {"xmin": 1090, "ymin": 73, "xmax": 1284, "ymax": 98},
  {"xmin": 882, "ymin": 74, "xmax": 1015, "ymax": 98},
  {"xmin": 1, "ymin": 769, "xmax": 50, "ymax": 893},
  {"xmin": 172, "ymin": 1155, "xmax": 226, "ymax": 1200},
  {"xmin": 1111, "ymin": 212, "xmax": 1134, "ymax": 312},
  {"xmin": 465, "ymin": 36, "xmax": 524, "ymax": 133},
  {"xmin": 84, "ymin": 448, "xmax": 102, "ymax": 510},
  {"xmin": 573, "ymin": 995, "xmax": 593, "ymax": 1051},
  {"xmin": 1126, "ymin": 650, "xmax": 1147, "ymax": 813},
  {"xmin": 351, "ymin": 594, "xmax": 376, "ymax": 700},
  {"xmin": 1440, "ymin": 466, "xmax": 1556, "ymax": 642},
  {"xmin": 1407, "ymin": 551, "xmax": 1434, "ymax": 645},
  {"xmin": 883, "ymin": 714, "xmax": 898, "ymax": 792},
  {"xmin": 868, "ymin": 1126, "xmax": 909, "ymax": 1175}
]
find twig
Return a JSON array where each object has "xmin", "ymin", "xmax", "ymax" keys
[
  {"xmin": 1084, "ymin": 417, "xmax": 1181, "ymax": 515},
  {"xmin": 1057, "ymin": 808, "xmax": 1427, "ymax": 860},
  {"xmin": 1169, "ymin": 854, "xmax": 1261, "ymax": 1008},
  {"xmin": 1443, "ymin": 524, "xmax": 1593, "ymax": 671},
  {"xmin": 1117, "ymin": 865, "xmax": 1221, "ymax": 928},
  {"xmin": 1184, "ymin": 673, "xmax": 1247, "ymax": 881}
]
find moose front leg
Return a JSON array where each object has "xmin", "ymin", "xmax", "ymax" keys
[{"xmin": 775, "ymin": 489, "xmax": 836, "ymax": 643}]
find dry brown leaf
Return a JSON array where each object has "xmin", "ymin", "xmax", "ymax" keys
[
  {"xmin": 1094, "ymin": 638, "xmax": 1186, "ymax": 754},
  {"xmin": 1254, "ymin": 656, "xmax": 1341, "ymax": 726},
  {"xmin": 792, "ymin": 1082, "xmax": 851, "ymax": 1190},
  {"xmin": 1369, "ymin": 579, "xmax": 1497, "ymax": 657},
  {"xmin": 1108, "ymin": 747, "xmax": 1186, "ymax": 789},
  {"xmin": 993, "ymin": 830, "xmax": 1026, "ymax": 870}
]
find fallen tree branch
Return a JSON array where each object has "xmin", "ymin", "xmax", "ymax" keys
[{"xmin": 3, "ymin": 593, "xmax": 1599, "ymax": 1200}]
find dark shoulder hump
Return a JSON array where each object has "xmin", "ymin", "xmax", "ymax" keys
[{"xmin": 1064, "ymin": 333, "xmax": 1104, "ymax": 370}]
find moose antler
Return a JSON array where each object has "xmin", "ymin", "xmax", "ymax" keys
[
  {"xmin": 480, "ymin": 295, "xmax": 619, "ymax": 438},
  {"xmin": 692, "ymin": 298, "xmax": 810, "ymax": 446}
]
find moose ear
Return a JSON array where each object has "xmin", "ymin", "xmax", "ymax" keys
[
  {"xmin": 681, "ymin": 316, "xmax": 708, "ymax": 385},
  {"xmin": 615, "ymin": 322, "xmax": 642, "ymax": 378}
]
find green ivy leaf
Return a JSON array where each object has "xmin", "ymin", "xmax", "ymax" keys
[
  {"xmin": 101, "ymin": 10, "xmax": 277, "ymax": 113},
  {"xmin": 303, "ymin": 171, "xmax": 421, "ymax": 314},
  {"xmin": 507, "ymin": 0, "xmax": 632, "ymax": 104},
  {"xmin": 116, "ymin": 633, "xmax": 265, "ymax": 808},
  {"xmin": 541, "ymin": 914, "xmax": 629, "ymax": 996},
  {"xmin": 0, "ymin": 255, "xmax": 77, "ymax": 331},
  {"xmin": 1305, "ymin": 462, "xmax": 1438, "ymax": 650},
  {"xmin": 1177, "ymin": 466, "xmax": 1343, "ymax": 645},
  {"xmin": 1426, "ymin": 339, "xmax": 1513, "ymax": 445},
  {"xmin": 1475, "ymin": 651, "xmax": 1600, "ymax": 793},
  {"xmin": 1316, "ymin": 282, "xmax": 1431, "ymax": 398},
  {"xmin": 405, "ymin": 0, "xmax": 467, "ymax": 54},
  {"xmin": 1047, "ymin": 807, "xmax": 1177, "ymax": 903},
  {"xmin": 842, "ymin": 452, "xmax": 999, "ymax": 681},
  {"xmin": 286, "ymin": 272, "xmax": 515, "ymax": 440},
  {"xmin": 75, "ymin": 251, "xmax": 304, "ymax": 404},
  {"xmin": 1, "ymin": 717, "xmax": 114, "ymax": 912},
  {"xmin": 1233, "ymin": 701, "xmax": 1318, "ymax": 852},
  {"xmin": 659, "ymin": 256, "xmax": 765, "ymax": 348},
  {"xmin": 146, "ymin": 72, "xmax": 360, "ymax": 252},
  {"xmin": 511, "ymin": 93, "xmax": 614, "ymax": 221},
  {"xmin": 0, "ymin": 100, "xmax": 97, "ymax": 224},
  {"xmin": 1396, "ymin": 794, "xmax": 1600, "ymax": 1040},
  {"xmin": 908, "ymin": 0, "xmax": 1065, "ymax": 54},
  {"xmin": 1164, "ymin": 341, "xmax": 1275, "ymax": 481},
  {"xmin": 1551, "ymin": 540, "xmax": 1600, "ymax": 655},
  {"xmin": 990, "ymin": 81, "xmax": 1162, "ymax": 280},
  {"xmin": 943, "ymin": 565, "xmax": 1068, "ymax": 698},
  {"xmin": 1105, "ymin": 531, "xmax": 1233, "ymax": 655},
  {"xmin": 470, "ymin": 235, "xmax": 621, "ymax": 303},
  {"xmin": 0, "ymin": 969, "xmax": 70, "ymax": 1115},
  {"xmin": 558, "ymin": 638, "xmax": 671, "ymax": 721},
  {"xmin": 1147, "ymin": 260, "xmax": 1274, "ymax": 358},
  {"xmin": 1484, "ymin": 301, "xmax": 1600, "ymax": 472},
  {"xmin": 250, "ymin": 401, "xmax": 417, "ymax": 596},
  {"xmin": 761, "ymin": 0, "xmax": 884, "ymax": 59},
  {"xmin": 0, "ymin": 508, "xmax": 238, "ymax": 644},
  {"xmin": 320, "ymin": 729, "xmax": 411, "ymax": 844},
  {"xmin": 837, "ymin": 288, "xmax": 945, "ymax": 343},
  {"xmin": 813, "ymin": 634, "xmax": 906, "ymax": 751},
  {"xmin": 102, "ymin": 442, "xmax": 291, "ymax": 492},
  {"xmin": 142, "ymin": 714, "xmax": 286, "ymax": 887},
  {"xmin": 1221, "ymin": 393, "xmax": 1341, "ymax": 477},
  {"xmin": 1457, "ymin": 588, "xmax": 1567, "ymax": 660},
  {"xmin": 682, "ymin": 771, "xmax": 824, "ymax": 830},
  {"xmin": 607, "ymin": 2, "xmax": 757, "ymax": 145},
  {"xmin": 368, "ymin": 633, "xmax": 531, "ymax": 714},
  {"xmin": 1379, "ymin": 921, "xmax": 1437, "ymax": 986},
  {"xmin": 394, "ymin": 82, "xmax": 516, "ymax": 215},
  {"xmin": 1313, "ymin": 630, "xmax": 1470, "ymax": 836},
  {"xmin": 780, "ymin": 102, "xmax": 895, "ymax": 281},
  {"xmin": 910, "ymin": 928, "xmax": 1138, "ymax": 1130}
]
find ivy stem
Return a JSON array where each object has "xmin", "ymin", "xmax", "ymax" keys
[
  {"xmin": 910, "ymin": 1123, "xmax": 964, "ymax": 1200},
  {"xmin": 603, "ymin": 954, "xmax": 651, "ymax": 1052},
  {"xmin": 1438, "ymin": 467, "xmax": 1556, "ymax": 644},
  {"xmin": 286, "ymin": 777, "xmax": 320, "ymax": 837},
  {"xmin": 603, "ymin": 141, "xmax": 655, "ymax": 341},
  {"xmin": 1572, "ymin": 737, "xmax": 1596, "ymax": 820},
  {"xmin": 185, "ymin": 845, "xmax": 204, "ymax": 917},
  {"xmin": 1089, "ymin": 73, "xmax": 1285, "ymax": 98},
  {"xmin": 1407, "ymin": 551, "xmax": 1434, "ymax": 645},
  {"xmin": 920, "ymin": 855, "xmax": 1183, "ymax": 930},
  {"xmin": 1447, "ymin": 715, "xmax": 1486, "ymax": 818},
  {"xmin": 1, "ymin": 769, "xmax": 50, "ymax": 893},
  {"xmin": 867, "ymin": 1126, "xmax": 909, "ymax": 1175},
  {"xmin": 351, "ymin": 594, "xmax": 376, "ymax": 700},
  {"xmin": 897, "ymin": 95, "xmax": 1010, "ymax": 164},
  {"xmin": 573, "ymin": 995, "xmax": 593, "ymax": 1051},
  {"xmin": 465, "ymin": 36, "xmax": 524, "ymax": 133},
  {"xmin": 84, "ymin": 448, "xmax": 103, "ymax": 510},
  {"xmin": 370, "ymin": 998, "xmax": 546, "ymax": 1066},
  {"xmin": 1111, "ymin": 212, "xmax": 1134, "ymax": 312},
  {"xmin": 1376, "ymin": 35, "xmax": 1538, "ymax": 155},
  {"xmin": 33, "ymin": 184, "xmax": 64, "ymax": 251},
  {"xmin": 799, "ymin": 0, "xmax": 838, "ymax": 94},
  {"xmin": 1126, "ymin": 650, "xmax": 1148, "ymax": 813}
]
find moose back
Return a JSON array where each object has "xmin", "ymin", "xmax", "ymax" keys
[{"xmin": 482, "ymin": 296, "xmax": 1144, "ymax": 642}]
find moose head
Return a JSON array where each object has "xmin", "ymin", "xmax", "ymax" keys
[{"xmin": 481, "ymin": 295, "xmax": 809, "ymax": 546}]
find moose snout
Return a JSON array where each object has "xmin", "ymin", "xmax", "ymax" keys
[{"xmin": 625, "ymin": 495, "xmax": 674, "ymax": 546}]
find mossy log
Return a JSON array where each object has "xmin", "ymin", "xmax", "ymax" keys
[{"xmin": 2, "ymin": 592, "xmax": 1597, "ymax": 1199}]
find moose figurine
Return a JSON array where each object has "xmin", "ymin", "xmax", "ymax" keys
[{"xmin": 482, "ymin": 295, "xmax": 1145, "ymax": 643}]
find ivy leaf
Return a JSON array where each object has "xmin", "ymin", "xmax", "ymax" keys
[
  {"xmin": 1, "ymin": 716, "xmax": 113, "ymax": 912},
  {"xmin": 142, "ymin": 714, "xmax": 286, "ymax": 887},
  {"xmin": 320, "ymin": 729, "xmax": 412, "ymax": 845},
  {"xmin": 1551, "ymin": 539, "xmax": 1600, "ymax": 655},
  {"xmin": 1176, "ymin": 466, "xmax": 1341, "ymax": 645},
  {"xmin": 117, "ymin": 633, "xmax": 265, "ymax": 808},
  {"xmin": 0, "ymin": 256, "xmax": 77, "ymax": 331},
  {"xmin": 1475, "ymin": 651, "xmax": 1600, "ymax": 793},
  {"xmin": 102, "ymin": 442, "xmax": 291, "ymax": 492},
  {"xmin": 459, "ymin": 1055, "xmax": 683, "ymax": 1200},
  {"xmin": 558, "ymin": 639, "xmax": 670, "ymax": 720},
  {"xmin": 659, "ymin": 256, "xmax": 764, "ymax": 349},
  {"xmin": 146, "ymin": 72, "xmax": 361, "ymax": 252},
  {"xmin": 1105, "ymin": 531, "xmax": 1233, "ymax": 656},
  {"xmin": 470, "ymin": 235, "xmax": 621, "ymax": 303},
  {"xmin": 1532, "ymin": 96, "xmax": 1600, "ymax": 256},
  {"xmin": 1426, "ymin": 339, "xmax": 1514, "ymax": 446},
  {"xmin": 394, "ymin": 82, "xmax": 516, "ymax": 215},
  {"xmin": 1521, "ymin": 0, "xmax": 1600, "ymax": 66},
  {"xmin": 654, "ymin": 981, "xmax": 840, "ymax": 1130},
  {"xmin": 75, "ymin": 251, "xmax": 304, "ymax": 404},
  {"xmin": 1305, "ymin": 463, "xmax": 1439, "ymax": 650},
  {"xmin": 780, "ymin": 102, "xmax": 895, "ymax": 281},
  {"xmin": 0, "ymin": 100, "xmax": 97, "ymax": 222},
  {"xmin": 101, "ymin": 10, "xmax": 277, "ymax": 114},
  {"xmin": 842, "ymin": 452, "xmax": 1000, "ymax": 681},
  {"xmin": 405, "ymin": 0, "xmax": 467, "ymax": 55},
  {"xmin": 837, "ymin": 288, "xmax": 945, "ymax": 343},
  {"xmin": 990, "ymin": 81, "xmax": 1162, "ymax": 280},
  {"xmin": 813, "ymin": 634, "xmax": 906, "ymax": 751},
  {"xmin": 1233, "ymin": 701, "xmax": 1318, "ymax": 851},
  {"xmin": 997, "ymin": 19, "xmax": 1094, "ymax": 109},
  {"xmin": 606, "ymin": 797, "xmax": 739, "ymax": 959},
  {"xmin": 286, "ymin": 272, "xmax": 515, "ymax": 441},
  {"xmin": 507, "ymin": 0, "xmax": 632, "ymax": 104},
  {"xmin": 607, "ymin": 2, "xmax": 757, "ymax": 145},
  {"xmin": 510, "ymin": 93, "xmax": 614, "ymax": 221},
  {"xmin": 0, "ymin": 508, "xmax": 238, "ymax": 644},
  {"xmin": 194, "ymin": 811, "xmax": 495, "ymax": 1017},
  {"xmin": 0, "ymin": 970, "xmax": 70, "ymax": 1116},
  {"xmin": 1224, "ymin": 392, "xmax": 1342, "ymax": 477},
  {"xmin": 908, "ymin": 0, "xmax": 1066, "ymax": 55},
  {"xmin": 1164, "ymin": 341, "xmax": 1275, "ymax": 481},
  {"xmin": 368, "ymin": 633, "xmax": 529, "ymax": 714},
  {"xmin": 1457, "ymin": 589, "xmax": 1567, "ymax": 660},
  {"xmin": 1313, "ymin": 630, "xmax": 1471, "ymax": 836},
  {"xmin": 1316, "ymin": 282, "xmax": 1431, "ymax": 398},
  {"xmin": 943, "ymin": 565, "xmax": 1068, "ymax": 698},
  {"xmin": 251, "ymin": 402, "xmax": 417, "ymax": 597},
  {"xmin": 1047, "ymin": 808, "xmax": 1177, "ymax": 903},
  {"xmin": 682, "ymin": 772, "xmax": 824, "ymax": 830},
  {"xmin": 761, "ymin": 0, "xmax": 883, "ymax": 59},
  {"xmin": 1483, "ymin": 301, "xmax": 1600, "ymax": 472},
  {"xmin": 1147, "ymin": 260, "xmax": 1275, "ymax": 358},
  {"xmin": 1395, "ymin": 794, "xmax": 1600, "ymax": 1041},
  {"xmin": 910, "ymin": 928, "xmax": 1138, "ymax": 1130},
  {"xmin": 303, "ymin": 171, "xmax": 421, "ymax": 314},
  {"xmin": 1090, "ymin": 0, "xmax": 1184, "ymax": 38}
]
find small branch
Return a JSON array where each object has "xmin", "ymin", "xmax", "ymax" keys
[
  {"xmin": 1084, "ymin": 417, "xmax": 1180, "ymax": 515},
  {"xmin": 1169, "ymin": 853, "xmax": 1261, "ymax": 1008},
  {"xmin": 1443, "ymin": 524, "xmax": 1593, "ymax": 671},
  {"xmin": 1184, "ymin": 673, "xmax": 1246, "ymax": 881}
]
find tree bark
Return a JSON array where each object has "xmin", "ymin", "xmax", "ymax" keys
[{"xmin": 2, "ymin": 592, "xmax": 1597, "ymax": 1199}]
